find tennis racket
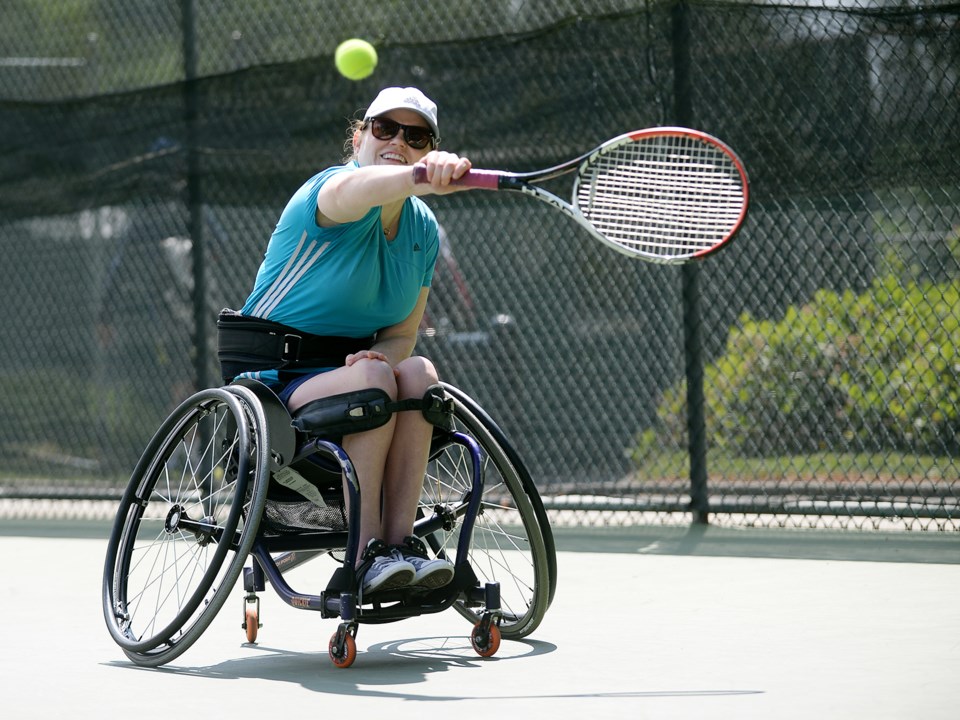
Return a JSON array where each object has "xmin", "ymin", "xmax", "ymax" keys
[{"xmin": 413, "ymin": 127, "xmax": 749, "ymax": 264}]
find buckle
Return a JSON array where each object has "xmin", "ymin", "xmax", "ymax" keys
[{"xmin": 280, "ymin": 333, "xmax": 302, "ymax": 362}]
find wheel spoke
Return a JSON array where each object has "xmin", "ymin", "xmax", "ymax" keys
[{"xmin": 420, "ymin": 394, "xmax": 552, "ymax": 639}]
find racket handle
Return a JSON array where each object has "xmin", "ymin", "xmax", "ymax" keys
[{"xmin": 412, "ymin": 165, "xmax": 502, "ymax": 190}]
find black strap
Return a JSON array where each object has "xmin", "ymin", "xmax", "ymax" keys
[{"xmin": 291, "ymin": 385, "xmax": 455, "ymax": 438}]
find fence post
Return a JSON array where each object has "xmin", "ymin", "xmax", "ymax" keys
[
  {"xmin": 672, "ymin": 0, "xmax": 709, "ymax": 524},
  {"xmin": 180, "ymin": 0, "xmax": 210, "ymax": 392}
]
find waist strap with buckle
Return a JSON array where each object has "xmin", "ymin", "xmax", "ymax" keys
[{"xmin": 217, "ymin": 309, "xmax": 374, "ymax": 383}]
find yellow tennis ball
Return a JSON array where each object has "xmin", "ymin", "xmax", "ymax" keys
[{"xmin": 334, "ymin": 39, "xmax": 377, "ymax": 81}]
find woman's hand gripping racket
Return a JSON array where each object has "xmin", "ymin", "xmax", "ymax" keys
[{"xmin": 413, "ymin": 127, "xmax": 749, "ymax": 263}]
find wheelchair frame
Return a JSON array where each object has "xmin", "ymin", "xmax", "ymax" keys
[{"xmin": 102, "ymin": 380, "xmax": 555, "ymax": 668}]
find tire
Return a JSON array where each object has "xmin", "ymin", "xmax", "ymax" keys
[
  {"xmin": 102, "ymin": 387, "xmax": 270, "ymax": 667},
  {"xmin": 421, "ymin": 385, "xmax": 555, "ymax": 639}
]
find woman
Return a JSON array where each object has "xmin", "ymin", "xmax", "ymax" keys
[{"xmin": 235, "ymin": 87, "xmax": 473, "ymax": 594}]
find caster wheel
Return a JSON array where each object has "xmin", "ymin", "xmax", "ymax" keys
[
  {"xmin": 471, "ymin": 622, "xmax": 501, "ymax": 658},
  {"xmin": 329, "ymin": 631, "xmax": 357, "ymax": 668},
  {"xmin": 244, "ymin": 606, "xmax": 259, "ymax": 644}
]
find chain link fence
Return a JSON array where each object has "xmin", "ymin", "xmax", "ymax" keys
[{"xmin": 1, "ymin": 0, "xmax": 958, "ymax": 531}]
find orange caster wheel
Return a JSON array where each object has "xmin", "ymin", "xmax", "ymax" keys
[
  {"xmin": 471, "ymin": 621, "xmax": 501, "ymax": 657},
  {"xmin": 329, "ymin": 630, "xmax": 357, "ymax": 668},
  {"xmin": 243, "ymin": 606, "xmax": 259, "ymax": 644},
  {"xmin": 242, "ymin": 595, "xmax": 261, "ymax": 644}
]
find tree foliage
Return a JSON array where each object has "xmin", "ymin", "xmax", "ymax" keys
[{"xmin": 633, "ymin": 231, "xmax": 960, "ymax": 461}]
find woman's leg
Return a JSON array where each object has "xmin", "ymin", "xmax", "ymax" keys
[
  {"xmin": 381, "ymin": 356, "xmax": 453, "ymax": 588},
  {"xmin": 286, "ymin": 358, "xmax": 398, "ymax": 555},
  {"xmin": 380, "ymin": 356, "xmax": 439, "ymax": 544}
]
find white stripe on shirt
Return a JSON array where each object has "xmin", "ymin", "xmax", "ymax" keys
[{"xmin": 252, "ymin": 231, "xmax": 329, "ymax": 319}]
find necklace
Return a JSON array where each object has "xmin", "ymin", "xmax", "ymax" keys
[{"xmin": 382, "ymin": 208, "xmax": 401, "ymax": 239}]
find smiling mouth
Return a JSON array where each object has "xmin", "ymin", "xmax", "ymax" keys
[{"xmin": 381, "ymin": 152, "xmax": 407, "ymax": 164}]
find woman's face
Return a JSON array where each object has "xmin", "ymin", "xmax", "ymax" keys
[{"xmin": 354, "ymin": 108, "xmax": 434, "ymax": 168}]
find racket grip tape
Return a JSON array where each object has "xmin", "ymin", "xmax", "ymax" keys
[{"xmin": 412, "ymin": 165, "xmax": 501, "ymax": 190}]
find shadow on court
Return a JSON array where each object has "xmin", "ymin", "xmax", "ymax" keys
[{"xmin": 103, "ymin": 637, "xmax": 763, "ymax": 703}]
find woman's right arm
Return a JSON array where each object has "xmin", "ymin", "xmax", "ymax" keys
[
  {"xmin": 316, "ymin": 165, "xmax": 419, "ymax": 226},
  {"xmin": 316, "ymin": 151, "xmax": 472, "ymax": 227}
]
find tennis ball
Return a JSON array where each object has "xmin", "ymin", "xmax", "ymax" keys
[{"xmin": 334, "ymin": 39, "xmax": 378, "ymax": 81}]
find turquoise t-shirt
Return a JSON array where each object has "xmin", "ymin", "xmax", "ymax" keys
[
  {"xmin": 241, "ymin": 162, "xmax": 439, "ymax": 337},
  {"xmin": 235, "ymin": 162, "xmax": 440, "ymax": 386}
]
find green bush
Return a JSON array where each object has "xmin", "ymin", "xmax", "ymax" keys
[{"xmin": 633, "ymin": 273, "xmax": 960, "ymax": 460}]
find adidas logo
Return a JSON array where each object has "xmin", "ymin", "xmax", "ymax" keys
[{"xmin": 413, "ymin": 243, "xmax": 421, "ymax": 252}]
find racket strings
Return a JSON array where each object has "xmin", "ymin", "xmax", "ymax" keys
[{"xmin": 575, "ymin": 134, "xmax": 746, "ymax": 258}]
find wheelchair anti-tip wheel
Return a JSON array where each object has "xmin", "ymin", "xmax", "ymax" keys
[
  {"xmin": 243, "ymin": 595, "xmax": 261, "ymax": 644},
  {"xmin": 102, "ymin": 386, "xmax": 271, "ymax": 667},
  {"xmin": 470, "ymin": 620, "xmax": 502, "ymax": 658},
  {"xmin": 422, "ymin": 384, "xmax": 557, "ymax": 640},
  {"xmin": 329, "ymin": 628, "xmax": 358, "ymax": 668}
]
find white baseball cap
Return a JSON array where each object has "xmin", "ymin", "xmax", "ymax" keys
[{"xmin": 364, "ymin": 86, "xmax": 440, "ymax": 142}]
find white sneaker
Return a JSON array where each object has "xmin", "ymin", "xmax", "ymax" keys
[
  {"xmin": 359, "ymin": 541, "xmax": 415, "ymax": 594},
  {"xmin": 397, "ymin": 536, "xmax": 455, "ymax": 589}
]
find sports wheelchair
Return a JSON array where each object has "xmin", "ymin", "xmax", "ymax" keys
[{"xmin": 102, "ymin": 378, "xmax": 556, "ymax": 668}]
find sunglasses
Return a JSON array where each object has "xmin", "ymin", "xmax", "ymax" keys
[{"xmin": 364, "ymin": 116, "xmax": 436, "ymax": 150}]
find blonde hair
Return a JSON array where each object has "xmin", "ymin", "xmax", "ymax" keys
[{"xmin": 342, "ymin": 119, "xmax": 365, "ymax": 163}]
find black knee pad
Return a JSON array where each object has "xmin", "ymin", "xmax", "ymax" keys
[{"xmin": 291, "ymin": 388, "xmax": 393, "ymax": 438}]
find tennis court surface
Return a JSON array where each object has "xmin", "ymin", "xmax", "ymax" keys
[{"xmin": 3, "ymin": 522, "xmax": 957, "ymax": 720}]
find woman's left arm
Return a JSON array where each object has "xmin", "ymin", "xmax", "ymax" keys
[{"xmin": 345, "ymin": 288, "xmax": 430, "ymax": 369}]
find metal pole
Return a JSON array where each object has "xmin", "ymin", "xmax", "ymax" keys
[
  {"xmin": 181, "ymin": 0, "xmax": 209, "ymax": 393},
  {"xmin": 180, "ymin": 0, "xmax": 214, "ymax": 517},
  {"xmin": 672, "ymin": 0, "xmax": 709, "ymax": 524}
]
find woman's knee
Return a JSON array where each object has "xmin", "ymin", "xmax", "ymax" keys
[
  {"xmin": 395, "ymin": 356, "xmax": 439, "ymax": 398},
  {"xmin": 346, "ymin": 357, "xmax": 398, "ymax": 396}
]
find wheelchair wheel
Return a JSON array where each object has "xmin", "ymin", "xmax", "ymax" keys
[
  {"xmin": 422, "ymin": 384, "xmax": 556, "ymax": 639},
  {"xmin": 102, "ymin": 386, "xmax": 271, "ymax": 667}
]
